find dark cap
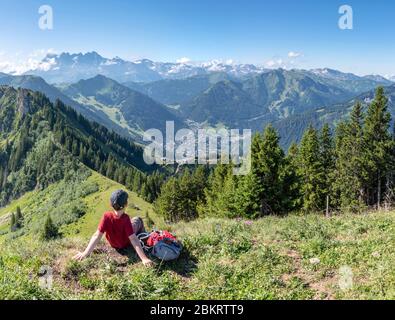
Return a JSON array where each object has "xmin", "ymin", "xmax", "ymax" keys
[{"xmin": 110, "ymin": 190, "xmax": 129, "ymax": 210}]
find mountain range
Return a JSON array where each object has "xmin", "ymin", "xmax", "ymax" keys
[
  {"xmin": 1, "ymin": 79, "xmax": 395, "ymax": 301},
  {"xmin": 64, "ymin": 69, "xmax": 395, "ymax": 148},
  {"xmin": 58, "ymin": 75, "xmax": 183, "ymax": 137},
  {"xmin": 0, "ymin": 72, "xmax": 139, "ymax": 139},
  {"xmin": 1, "ymin": 51, "xmax": 393, "ymax": 148},
  {"xmin": 23, "ymin": 52, "xmax": 268, "ymax": 84},
  {"xmin": 0, "ymin": 85, "xmax": 153, "ymax": 205},
  {"xmin": 272, "ymin": 84, "xmax": 395, "ymax": 147},
  {"xmin": 2, "ymin": 52, "xmax": 395, "ymax": 240},
  {"xmin": 22, "ymin": 51, "xmax": 393, "ymax": 86},
  {"xmin": 0, "ymin": 73, "xmax": 183, "ymax": 143}
]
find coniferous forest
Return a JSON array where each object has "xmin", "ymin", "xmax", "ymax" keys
[{"xmin": 155, "ymin": 87, "xmax": 395, "ymax": 221}]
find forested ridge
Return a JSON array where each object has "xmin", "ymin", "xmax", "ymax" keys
[{"xmin": 0, "ymin": 86, "xmax": 164, "ymax": 206}]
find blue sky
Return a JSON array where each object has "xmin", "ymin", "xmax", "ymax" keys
[{"xmin": 1, "ymin": 0, "xmax": 395, "ymax": 75}]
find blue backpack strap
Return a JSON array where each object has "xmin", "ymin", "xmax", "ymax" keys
[{"xmin": 137, "ymin": 232, "xmax": 152, "ymax": 251}]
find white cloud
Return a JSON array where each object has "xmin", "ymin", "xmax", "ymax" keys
[
  {"xmin": 265, "ymin": 59, "xmax": 284, "ymax": 68},
  {"xmin": 13, "ymin": 57, "xmax": 56, "ymax": 75},
  {"xmin": 0, "ymin": 48, "xmax": 57, "ymax": 75},
  {"xmin": 176, "ymin": 57, "xmax": 192, "ymax": 64},
  {"xmin": 288, "ymin": 51, "xmax": 303, "ymax": 58},
  {"xmin": 264, "ymin": 51, "xmax": 306, "ymax": 69},
  {"xmin": 29, "ymin": 48, "xmax": 57, "ymax": 58},
  {"xmin": 0, "ymin": 61, "xmax": 14, "ymax": 73}
]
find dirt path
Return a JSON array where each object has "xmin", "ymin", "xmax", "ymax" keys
[
  {"xmin": 0, "ymin": 213, "xmax": 10, "ymax": 227},
  {"xmin": 283, "ymin": 249, "xmax": 336, "ymax": 300}
]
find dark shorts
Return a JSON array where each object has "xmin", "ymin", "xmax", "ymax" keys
[{"xmin": 131, "ymin": 216, "xmax": 146, "ymax": 236}]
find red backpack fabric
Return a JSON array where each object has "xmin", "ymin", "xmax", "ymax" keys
[
  {"xmin": 146, "ymin": 230, "xmax": 177, "ymax": 247},
  {"xmin": 138, "ymin": 230, "xmax": 182, "ymax": 261}
]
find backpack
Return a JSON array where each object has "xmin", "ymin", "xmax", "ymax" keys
[{"xmin": 138, "ymin": 230, "xmax": 182, "ymax": 262}]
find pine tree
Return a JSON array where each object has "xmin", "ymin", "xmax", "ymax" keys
[
  {"xmin": 332, "ymin": 102, "xmax": 367, "ymax": 211},
  {"xmin": 0, "ymin": 165, "xmax": 4, "ymax": 190},
  {"xmin": 191, "ymin": 166, "xmax": 208, "ymax": 208},
  {"xmin": 201, "ymin": 163, "xmax": 230, "ymax": 217},
  {"xmin": 384, "ymin": 122, "xmax": 395, "ymax": 209},
  {"xmin": 320, "ymin": 125, "xmax": 334, "ymax": 174},
  {"xmin": 154, "ymin": 177, "xmax": 181, "ymax": 222},
  {"xmin": 178, "ymin": 169, "xmax": 199, "ymax": 220},
  {"xmin": 297, "ymin": 125, "xmax": 326, "ymax": 212},
  {"xmin": 363, "ymin": 87, "xmax": 394, "ymax": 209},
  {"xmin": 41, "ymin": 214, "xmax": 59, "ymax": 240},
  {"xmin": 15, "ymin": 206, "xmax": 23, "ymax": 229},
  {"xmin": 155, "ymin": 167, "xmax": 208, "ymax": 222},
  {"xmin": 217, "ymin": 166, "xmax": 240, "ymax": 218},
  {"xmin": 281, "ymin": 142, "xmax": 302, "ymax": 212},
  {"xmin": 10, "ymin": 213, "xmax": 16, "ymax": 232},
  {"xmin": 200, "ymin": 163, "xmax": 240, "ymax": 218},
  {"xmin": 133, "ymin": 173, "xmax": 142, "ymax": 192},
  {"xmin": 319, "ymin": 124, "xmax": 335, "ymax": 210},
  {"xmin": 106, "ymin": 158, "xmax": 114, "ymax": 179},
  {"xmin": 236, "ymin": 125, "xmax": 285, "ymax": 217}
]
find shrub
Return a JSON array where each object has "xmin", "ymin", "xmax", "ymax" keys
[{"xmin": 41, "ymin": 214, "xmax": 59, "ymax": 240}]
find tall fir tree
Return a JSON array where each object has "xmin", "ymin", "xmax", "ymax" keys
[
  {"xmin": 199, "ymin": 163, "xmax": 239, "ymax": 218},
  {"xmin": 363, "ymin": 87, "xmax": 394, "ymax": 209},
  {"xmin": 15, "ymin": 206, "xmax": 23, "ymax": 229},
  {"xmin": 384, "ymin": 121, "xmax": 395, "ymax": 208},
  {"xmin": 236, "ymin": 125, "xmax": 285, "ymax": 217},
  {"xmin": 319, "ymin": 124, "xmax": 335, "ymax": 210},
  {"xmin": 332, "ymin": 102, "xmax": 367, "ymax": 211},
  {"xmin": 297, "ymin": 125, "xmax": 326, "ymax": 212},
  {"xmin": 10, "ymin": 213, "xmax": 16, "ymax": 232},
  {"xmin": 281, "ymin": 142, "xmax": 302, "ymax": 211},
  {"xmin": 154, "ymin": 167, "xmax": 208, "ymax": 222},
  {"xmin": 200, "ymin": 162, "xmax": 231, "ymax": 217}
]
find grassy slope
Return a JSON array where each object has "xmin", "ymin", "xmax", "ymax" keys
[
  {"xmin": 1, "ymin": 198, "xmax": 395, "ymax": 299},
  {"xmin": 74, "ymin": 96, "xmax": 145, "ymax": 138},
  {"xmin": 0, "ymin": 170, "xmax": 163, "ymax": 237},
  {"xmin": 60, "ymin": 172, "xmax": 163, "ymax": 238}
]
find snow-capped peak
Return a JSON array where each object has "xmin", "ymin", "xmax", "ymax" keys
[{"xmin": 20, "ymin": 51, "xmax": 391, "ymax": 85}]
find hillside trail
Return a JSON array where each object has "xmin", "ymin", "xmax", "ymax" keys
[
  {"xmin": 283, "ymin": 249, "xmax": 336, "ymax": 300},
  {"xmin": 0, "ymin": 213, "xmax": 10, "ymax": 226}
]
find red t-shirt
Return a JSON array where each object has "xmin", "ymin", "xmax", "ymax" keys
[{"xmin": 98, "ymin": 212, "xmax": 134, "ymax": 249}]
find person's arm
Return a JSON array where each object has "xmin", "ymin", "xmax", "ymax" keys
[
  {"xmin": 73, "ymin": 230, "xmax": 104, "ymax": 261},
  {"xmin": 129, "ymin": 234, "xmax": 154, "ymax": 267}
]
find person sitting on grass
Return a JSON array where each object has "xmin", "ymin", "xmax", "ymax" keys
[{"xmin": 73, "ymin": 189, "xmax": 154, "ymax": 267}]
